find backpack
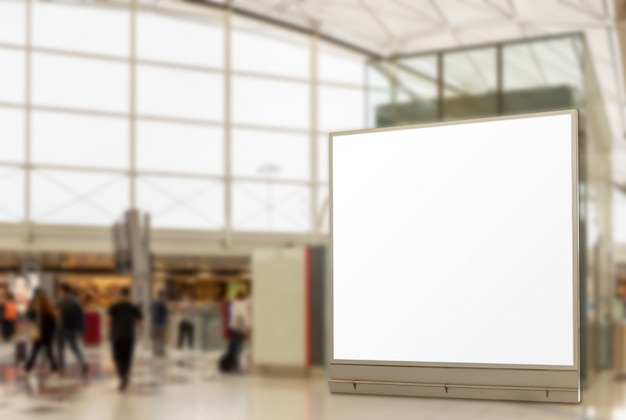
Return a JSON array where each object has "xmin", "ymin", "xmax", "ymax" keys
[
  {"xmin": 3, "ymin": 301, "xmax": 17, "ymax": 321},
  {"xmin": 64, "ymin": 299, "xmax": 85, "ymax": 332}
]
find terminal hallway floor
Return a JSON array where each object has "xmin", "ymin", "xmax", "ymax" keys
[{"xmin": 0, "ymin": 344, "xmax": 625, "ymax": 419}]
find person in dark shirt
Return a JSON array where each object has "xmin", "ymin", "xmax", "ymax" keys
[
  {"xmin": 150, "ymin": 290, "xmax": 168, "ymax": 357},
  {"xmin": 177, "ymin": 292, "xmax": 195, "ymax": 351},
  {"xmin": 25, "ymin": 291, "xmax": 59, "ymax": 375},
  {"xmin": 107, "ymin": 287, "xmax": 142, "ymax": 392},
  {"xmin": 56, "ymin": 283, "xmax": 88, "ymax": 377}
]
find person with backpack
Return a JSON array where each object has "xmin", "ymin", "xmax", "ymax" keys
[
  {"xmin": 220, "ymin": 291, "xmax": 252, "ymax": 373},
  {"xmin": 1, "ymin": 292, "xmax": 17, "ymax": 342},
  {"xmin": 56, "ymin": 283, "xmax": 88, "ymax": 377}
]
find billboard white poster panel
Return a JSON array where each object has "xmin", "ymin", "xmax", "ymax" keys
[{"xmin": 329, "ymin": 110, "xmax": 579, "ymax": 403}]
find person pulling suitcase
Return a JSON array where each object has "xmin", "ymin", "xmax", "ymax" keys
[{"xmin": 219, "ymin": 291, "xmax": 251, "ymax": 373}]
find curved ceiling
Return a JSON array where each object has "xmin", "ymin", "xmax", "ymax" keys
[{"xmin": 224, "ymin": 0, "xmax": 625, "ymax": 183}]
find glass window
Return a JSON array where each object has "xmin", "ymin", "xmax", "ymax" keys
[
  {"xmin": 0, "ymin": 1, "xmax": 25, "ymax": 45},
  {"xmin": 396, "ymin": 55, "xmax": 438, "ymax": 100},
  {"xmin": 233, "ymin": 181, "xmax": 310, "ymax": 232},
  {"xmin": 318, "ymin": 86, "xmax": 365, "ymax": 133},
  {"xmin": 137, "ymin": 0, "xmax": 224, "ymax": 15},
  {"xmin": 137, "ymin": 11, "xmax": 223, "ymax": 68},
  {"xmin": 137, "ymin": 65, "xmax": 223, "ymax": 121},
  {"xmin": 33, "ymin": 2, "xmax": 129, "ymax": 57},
  {"xmin": 31, "ymin": 111, "xmax": 128, "ymax": 169},
  {"xmin": 137, "ymin": 121, "xmax": 223, "ymax": 175},
  {"xmin": 367, "ymin": 63, "xmax": 393, "ymax": 89},
  {"xmin": 503, "ymin": 39, "xmax": 583, "ymax": 114},
  {"xmin": 444, "ymin": 48, "xmax": 496, "ymax": 95},
  {"xmin": 137, "ymin": 176, "xmax": 223, "ymax": 229},
  {"xmin": 368, "ymin": 90, "xmax": 393, "ymax": 128},
  {"xmin": 443, "ymin": 48, "xmax": 497, "ymax": 120},
  {"xmin": 0, "ymin": 166, "xmax": 23, "ymax": 221},
  {"xmin": 232, "ymin": 76, "xmax": 309, "ymax": 129},
  {"xmin": 366, "ymin": 65, "xmax": 392, "ymax": 127},
  {"xmin": 369, "ymin": 56, "xmax": 440, "ymax": 127},
  {"xmin": 0, "ymin": 108, "xmax": 24, "ymax": 163},
  {"xmin": 0, "ymin": 49, "xmax": 24, "ymax": 103},
  {"xmin": 232, "ymin": 129, "xmax": 309, "ymax": 181},
  {"xmin": 232, "ymin": 17, "xmax": 309, "ymax": 79},
  {"xmin": 31, "ymin": 169, "xmax": 128, "ymax": 225},
  {"xmin": 319, "ymin": 43, "xmax": 365, "ymax": 86},
  {"xmin": 503, "ymin": 43, "xmax": 544, "ymax": 90},
  {"xmin": 32, "ymin": 53, "xmax": 128, "ymax": 112},
  {"xmin": 504, "ymin": 38, "xmax": 583, "ymax": 91},
  {"xmin": 542, "ymin": 39, "xmax": 583, "ymax": 87}
]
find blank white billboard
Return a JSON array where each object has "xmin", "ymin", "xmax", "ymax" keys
[{"xmin": 332, "ymin": 113, "xmax": 576, "ymax": 368}]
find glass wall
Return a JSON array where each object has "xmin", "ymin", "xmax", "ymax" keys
[
  {"xmin": 367, "ymin": 35, "xmax": 588, "ymax": 126},
  {"xmin": 0, "ymin": 0, "xmax": 367, "ymax": 234}
]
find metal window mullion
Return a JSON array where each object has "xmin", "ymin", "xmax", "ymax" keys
[
  {"xmin": 437, "ymin": 52, "xmax": 444, "ymax": 121},
  {"xmin": 130, "ymin": 0, "xmax": 137, "ymax": 209},
  {"xmin": 0, "ymin": 102, "xmax": 317, "ymax": 135},
  {"xmin": 30, "ymin": 163, "xmax": 127, "ymax": 175},
  {"xmin": 9, "ymin": 164, "xmax": 315, "ymax": 185},
  {"xmin": 0, "ymin": 41, "xmax": 361, "ymax": 87},
  {"xmin": 228, "ymin": 122, "xmax": 310, "ymax": 134},
  {"xmin": 365, "ymin": 59, "xmax": 370, "ymax": 127},
  {"xmin": 224, "ymin": 3, "xmax": 232, "ymax": 244},
  {"xmin": 318, "ymin": 80, "xmax": 366, "ymax": 90},
  {"xmin": 310, "ymin": 31, "xmax": 319, "ymax": 241},
  {"xmin": 24, "ymin": 0, "xmax": 32, "ymax": 229},
  {"xmin": 496, "ymin": 43, "xmax": 503, "ymax": 114}
]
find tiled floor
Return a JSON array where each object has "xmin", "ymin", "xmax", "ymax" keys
[{"xmin": 0, "ymin": 343, "xmax": 625, "ymax": 419}]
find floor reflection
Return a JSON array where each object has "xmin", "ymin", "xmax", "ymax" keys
[{"xmin": 0, "ymin": 344, "xmax": 625, "ymax": 419}]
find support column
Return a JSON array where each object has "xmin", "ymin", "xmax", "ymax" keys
[
  {"xmin": 310, "ymin": 25, "xmax": 319, "ymax": 242},
  {"xmin": 24, "ymin": 0, "xmax": 33, "ymax": 245}
]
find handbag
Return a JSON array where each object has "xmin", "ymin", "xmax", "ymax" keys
[{"xmin": 29, "ymin": 310, "xmax": 41, "ymax": 342}]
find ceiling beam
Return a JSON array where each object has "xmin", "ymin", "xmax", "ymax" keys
[{"xmin": 184, "ymin": 0, "xmax": 383, "ymax": 58}]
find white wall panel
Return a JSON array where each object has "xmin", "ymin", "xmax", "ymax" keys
[{"xmin": 252, "ymin": 247, "xmax": 306, "ymax": 367}]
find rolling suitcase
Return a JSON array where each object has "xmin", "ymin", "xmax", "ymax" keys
[{"xmin": 219, "ymin": 353, "xmax": 237, "ymax": 373}]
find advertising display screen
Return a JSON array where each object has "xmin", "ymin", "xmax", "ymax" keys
[{"xmin": 332, "ymin": 112, "xmax": 577, "ymax": 368}]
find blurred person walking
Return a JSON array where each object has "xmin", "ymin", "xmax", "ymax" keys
[
  {"xmin": 220, "ymin": 291, "xmax": 251, "ymax": 373},
  {"xmin": 1, "ymin": 292, "xmax": 18, "ymax": 343},
  {"xmin": 150, "ymin": 290, "xmax": 168, "ymax": 357},
  {"xmin": 56, "ymin": 283, "xmax": 88, "ymax": 377},
  {"xmin": 108, "ymin": 287, "xmax": 142, "ymax": 392},
  {"xmin": 177, "ymin": 292, "xmax": 195, "ymax": 351},
  {"xmin": 24, "ymin": 291, "xmax": 60, "ymax": 376}
]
